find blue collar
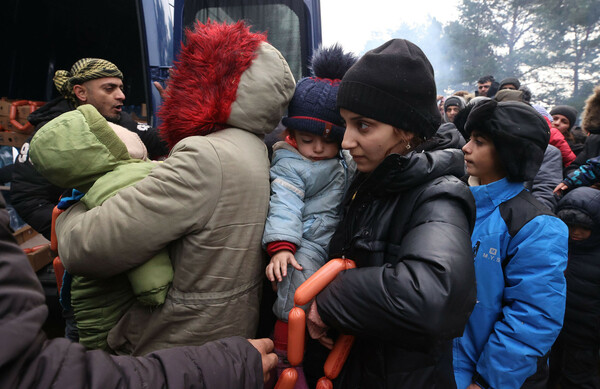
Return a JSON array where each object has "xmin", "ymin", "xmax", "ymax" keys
[{"xmin": 470, "ymin": 177, "xmax": 525, "ymax": 210}]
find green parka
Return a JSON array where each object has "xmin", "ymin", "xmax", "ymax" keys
[{"xmin": 29, "ymin": 104, "xmax": 173, "ymax": 351}]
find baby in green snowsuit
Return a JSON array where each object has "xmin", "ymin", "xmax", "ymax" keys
[{"xmin": 29, "ymin": 104, "xmax": 173, "ymax": 351}]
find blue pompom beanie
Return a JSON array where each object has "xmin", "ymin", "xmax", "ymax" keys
[{"xmin": 282, "ymin": 44, "xmax": 357, "ymax": 143}]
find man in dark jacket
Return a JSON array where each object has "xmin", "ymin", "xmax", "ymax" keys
[
  {"xmin": 9, "ymin": 58, "xmax": 169, "ymax": 340},
  {"xmin": 0, "ymin": 195, "xmax": 276, "ymax": 389},
  {"xmin": 11, "ymin": 58, "xmax": 168, "ymax": 241},
  {"xmin": 475, "ymin": 75, "xmax": 499, "ymax": 98}
]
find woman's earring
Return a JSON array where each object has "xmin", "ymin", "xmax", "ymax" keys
[{"xmin": 405, "ymin": 142, "xmax": 411, "ymax": 150}]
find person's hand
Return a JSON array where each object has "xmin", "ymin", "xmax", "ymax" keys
[
  {"xmin": 153, "ymin": 81, "xmax": 167, "ymax": 100},
  {"xmin": 466, "ymin": 383, "xmax": 482, "ymax": 389},
  {"xmin": 306, "ymin": 301, "xmax": 333, "ymax": 350},
  {"xmin": 265, "ymin": 250, "xmax": 303, "ymax": 283},
  {"xmin": 247, "ymin": 338, "xmax": 278, "ymax": 384},
  {"xmin": 553, "ymin": 182, "xmax": 569, "ymax": 195}
]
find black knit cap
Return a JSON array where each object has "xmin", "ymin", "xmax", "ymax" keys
[
  {"xmin": 465, "ymin": 100, "xmax": 550, "ymax": 182},
  {"xmin": 550, "ymin": 105, "xmax": 578, "ymax": 128},
  {"xmin": 336, "ymin": 39, "xmax": 441, "ymax": 139},
  {"xmin": 499, "ymin": 77, "xmax": 520, "ymax": 90}
]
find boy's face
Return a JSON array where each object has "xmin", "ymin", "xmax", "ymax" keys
[
  {"xmin": 292, "ymin": 130, "xmax": 339, "ymax": 161},
  {"xmin": 462, "ymin": 131, "xmax": 506, "ymax": 184},
  {"xmin": 445, "ymin": 105, "xmax": 460, "ymax": 122},
  {"xmin": 568, "ymin": 224, "xmax": 592, "ymax": 241}
]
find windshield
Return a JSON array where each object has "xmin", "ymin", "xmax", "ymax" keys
[{"xmin": 183, "ymin": 0, "xmax": 309, "ymax": 81}]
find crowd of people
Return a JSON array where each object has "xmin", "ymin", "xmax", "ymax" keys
[{"xmin": 1, "ymin": 19, "xmax": 600, "ymax": 389}]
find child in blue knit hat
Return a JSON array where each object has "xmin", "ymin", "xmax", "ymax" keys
[{"xmin": 262, "ymin": 44, "xmax": 356, "ymax": 387}]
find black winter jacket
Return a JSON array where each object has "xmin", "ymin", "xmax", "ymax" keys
[
  {"xmin": 0, "ymin": 195, "xmax": 265, "ymax": 389},
  {"xmin": 10, "ymin": 97, "xmax": 168, "ymax": 239},
  {"xmin": 316, "ymin": 127, "xmax": 477, "ymax": 388},
  {"xmin": 556, "ymin": 187, "xmax": 600, "ymax": 347}
]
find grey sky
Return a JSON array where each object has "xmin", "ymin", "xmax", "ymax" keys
[{"xmin": 321, "ymin": 0, "xmax": 459, "ymax": 54}]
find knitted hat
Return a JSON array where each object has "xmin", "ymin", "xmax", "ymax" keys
[
  {"xmin": 582, "ymin": 86, "xmax": 600, "ymax": 134},
  {"xmin": 465, "ymin": 100, "xmax": 549, "ymax": 182},
  {"xmin": 282, "ymin": 44, "xmax": 357, "ymax": 142},
  {"xmin": 531, "ymin": 104, "xmax": 553, "ymax": 122},
  {"xmin": 499, "ymin": 77, "xmax": 520, "ymax": 90},
  {"xmin": 550, "ymin": 105, "xmax": 578, "ymax": 128},
  {"xmin": 337, "ymin": 39, "xmax": 441, "ymax": 139},
  {"xmin": 54, "ymin": 58, "xmax": 123, "ymax": 104},
  {"xmin": 444, "ymin": 96, "xmax": 466, "ymax": 111},
  {"xmin": 443, "ymin": 96, "xmax": 466, "ymax": 122}
]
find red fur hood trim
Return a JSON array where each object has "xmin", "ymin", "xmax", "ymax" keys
[{"xmin": 159, "ymin": 20, "xmax": 267, "ymax": 149}]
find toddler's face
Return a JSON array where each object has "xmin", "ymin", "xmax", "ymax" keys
[
  {"xmin": 568, "ymin": 224, "xmax": 592, "ymax": 241},
  {"xmin": 293, "ymin": 130, "xmax": 339, "ymax": 161}
]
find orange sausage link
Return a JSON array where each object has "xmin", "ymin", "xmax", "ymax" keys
[
  {"xmin": 315, "ymin": 377, "xmax": 333, "ymax": 389},
  {"xmin": 294, "ymin": 258, "xmax": 346, "ymax": 306},
  {"xmin": 274, "ymin": 367, "xmax": 298, "ymax": 389},
  {"xmin": 287, "ymin": 307, "xmax": 306, "ymax": 366},
  {"xmin": 50, "ymin": 207, "xmax": 64, "ymax": 252},
  {"xmin": 23, "ymin": 244, "xmax": 47, "ymax": 254},
  {"xmin": 324, "ymin": 334, "xmax": 355, "ymax": 379}
]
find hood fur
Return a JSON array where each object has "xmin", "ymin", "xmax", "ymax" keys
[
  {"xmin": 159, "ymin": 20, "xmax": 294, "ymax": 149},
  {"xmin": 582, "ymin": 86, "xmax": 600, "ymax": 134}
]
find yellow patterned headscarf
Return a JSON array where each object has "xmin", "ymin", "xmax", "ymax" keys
[{"xmin": 53, "ymin": 58, "xmax": 123, "ymax": 104}]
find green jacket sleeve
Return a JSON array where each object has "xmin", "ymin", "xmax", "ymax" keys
[{"xmin": 56, "ymin": 138, "xmax": 222, "ymax": 278}]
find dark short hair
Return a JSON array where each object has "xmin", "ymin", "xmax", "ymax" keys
[{"xmin": 477, "ymin": 75, "xmax": 495, "ymax": 84}]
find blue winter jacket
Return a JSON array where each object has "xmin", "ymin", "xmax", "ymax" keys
[
  {"xmin": 262, "ymin": 141, "xmax": 353, "ymax": 320},
  {"xmin": 563, "ymin": 154, "xmax": 600, "ymax": 189},
  {"xmin": 453, "ymin": 178, "xmax": 568, "ymax": 389}
]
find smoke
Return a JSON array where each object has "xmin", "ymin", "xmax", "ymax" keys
[{"xmin": 361, "ymin": 18, "xmax": 472, "ymax": 97}]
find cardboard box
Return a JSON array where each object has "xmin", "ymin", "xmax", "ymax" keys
[
  {"xmin": 0, "ymin": 98, "xmax": 11, "ymax": 116},
  {"xmin": 26, "ymin": 244, "xmax": 54, "ymax": 272},
  {"xmin": 13, "ymin": 224, "xmax": 38, "ymax": 244},
  {"xmin": 17, "ymin": 105, "xmax": 31, "ymax": 123},
  {"xmin": 0, "ymin": 130, "xmax": 30, "ymax": 148},
  {"xmin": 0, "ymin": 116, "xmax": 13, "ymax": 131}
]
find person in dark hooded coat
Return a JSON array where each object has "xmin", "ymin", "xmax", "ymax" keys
[
  {"xmin": 305, "ymin": 39, "xmax": 477, "ymax": 388},
  {"xmin": 549, "ymin": 187, "xmax": 600, "ymax": 389},
  {"xmin": 0, "ymin": 195, "xmax": 277, "ymax": 389}
]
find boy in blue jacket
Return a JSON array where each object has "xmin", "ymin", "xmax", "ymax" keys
[{"xmin": 454, "ymin": 100, "xmax": 569, "ymax": 389}]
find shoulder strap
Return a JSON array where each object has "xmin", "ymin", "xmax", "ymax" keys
[{"xmin": 499, "ymin": 190, "xmax": 554, "ymax": 269}]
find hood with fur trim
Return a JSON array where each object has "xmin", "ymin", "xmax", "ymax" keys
[
  {"xmin": 158, "ymin": 21, "xmax": 295, "ymax": 149},
  {"xmin": 582, "ymin": 86, "xmax": 600, "ymax": 134}
]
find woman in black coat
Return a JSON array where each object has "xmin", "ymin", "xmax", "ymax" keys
[{"xmin": 306, "ymin": 39, "xmax": 477, "ymax": 388}]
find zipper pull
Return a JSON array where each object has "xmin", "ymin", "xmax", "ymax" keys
[{"xmin": 472, "ymin": 241, "xmax": 480, "ymax": 258}]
